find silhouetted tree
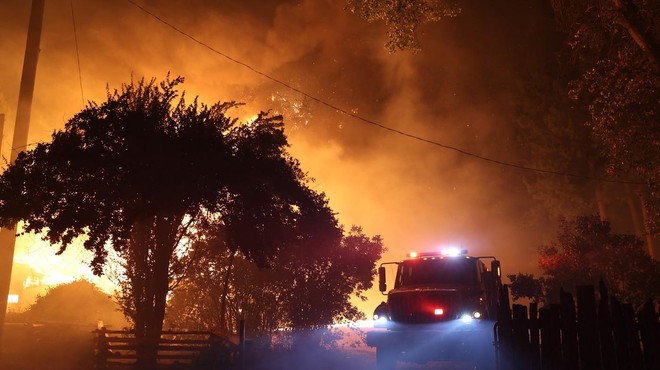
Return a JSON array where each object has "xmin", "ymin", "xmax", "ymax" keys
[
  {"xmin": 550, "ymin": 0, "xmax": 660, "ymax": 234},
  {"xmin": 272, "ymin": 226, "xmax": 384, "ymax": 329},
  {"xmin": 512, "ymin": 73, "xmax": 608, "ymax": 222},
  {"xmin": 0, "ymin": 76, "xmax": 341, "ymax": 369},
  {"xmin": 165, "ymin": 233, "xmax": 281, "ymax": 334},
  {"xmin": 509, "ymin": 214, "xmax": 660, "ymax": 306},
  {"xmin": 166, "ymin": 226, "xmax": 384, "ymax": 334},
  {"xmin": 507, "ymin": 273, "xmax": 545, "ymax": 303}
]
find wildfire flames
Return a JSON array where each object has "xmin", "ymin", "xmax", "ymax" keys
[{"xmin": 9, "ymin": 226, "xmax": 116, "ymax": 309}]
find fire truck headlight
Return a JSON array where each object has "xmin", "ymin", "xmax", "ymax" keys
[
  {"xmin": 373, "ymin": 314, "xmax": 389, "ymax": 327},
  {"xmin": 459, "ymin": 310, "xmax": 482, "ymax": 323},
  {"xmin": 374, "ymin": 312, "xmax": 389, "ymax": 322}
]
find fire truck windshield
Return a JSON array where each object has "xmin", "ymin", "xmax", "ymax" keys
[{"xmin": 397, "ymin": 257, "xmax": 478, "ymax": 287}]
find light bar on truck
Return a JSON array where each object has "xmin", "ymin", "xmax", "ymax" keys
[
  {"xmin": 407, "ymin": 249, "xmax": 469, "ymax": 259},
  {"xmin": 440, "ymin": 248, "xmax": 468, "ymax": 257}
]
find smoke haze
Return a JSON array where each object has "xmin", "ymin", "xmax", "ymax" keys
[{"xmin": 1, "ymin": 0, "xmax": 572, "ymax": 314}]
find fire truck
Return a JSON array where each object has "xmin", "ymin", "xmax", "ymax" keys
[{"xmin": 366, "ymin": 249, "xmax": 502, "ymax": 370}]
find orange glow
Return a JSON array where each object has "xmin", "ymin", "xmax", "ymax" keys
[
  {"xmin": 10, "ymin": 227, "xmax": 118, "ymax": 310},
  {"xmin": 0, "ymin": 0, "xmax": 567, "ymax": 320}
]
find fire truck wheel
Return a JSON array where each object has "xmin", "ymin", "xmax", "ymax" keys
[{"xmin": 375, "ymin": 346, "xmax": 397, "ymax": 370}]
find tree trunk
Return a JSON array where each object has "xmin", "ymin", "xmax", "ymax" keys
[
  {"xmin": 625, "ymin": 183, "xmax": 644, "ymax": 237},
  {"xmin": 637, "ymin": 192, "xmax": 657, "ymax": 259},
  {"xmin": 595, "ymin": 185, "xmax": 608, "ymax": 221},
  {"xmin": 219, "ymin": 248, "xmax": 237, "ymax": 335},
  {"xmin": 611, "ymin": 0, "xmax": 660, "ymax": 69},
  {"xmin": 135, "ymin": 248, "xmax": 171, "ymax": 369},
  {"xmin": 130, "ymin": 215, "xmax": 180, "ymax": 370}
]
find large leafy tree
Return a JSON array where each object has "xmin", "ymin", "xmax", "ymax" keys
[
  {"xmin": 165, "ymin": 245, "xmax": 278, "ymax": 334},
  {"xmin": 166, "ymin": 226, "xmax": 384, "ymax": 334},
  {"xmin": 550, "ymin": 0, "xmax": 660, "ymax": 234},
  {"xmin": 0, "ymin": 76, "xmax": 341, "ymax": 369},
  {"xmin": 269, "ymin": 226, "xmax": 384, "ymax": 329},
  {"xmin": 509, "ymin": 214, "xmax": 660, "ymax": 306},
  {"xmin": 513, "ymin": 73, "xmax": 607, "ymax": 222}
]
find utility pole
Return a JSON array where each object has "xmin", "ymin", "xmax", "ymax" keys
[
  {"xmin": 0, "ymin": 114, "xmax": 5, "ymax": 149},
  {"xmin": 0, "ymin": 0, "xmax": 45, "ymax": 349}
]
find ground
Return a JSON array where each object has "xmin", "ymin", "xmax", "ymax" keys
[
  {"xmin": 0, "ymin": 323, "xmax": 480, "ymax": 369},
  {"xmin": 0, "ymin": 322, "xmax": 96, "ymax": 370}
]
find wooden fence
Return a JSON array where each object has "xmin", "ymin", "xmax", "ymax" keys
[
  {"xmin": 494, "ymin": 282, "xmax": 659, "ymax": 370},
  {"xmin": 94, "ymin": 329, "xmax": 240, "ymax": 369}
]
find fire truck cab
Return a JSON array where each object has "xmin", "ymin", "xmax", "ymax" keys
[{"xmin": 366, "ymin": 249, "xmax": 502, "ymax": 370}]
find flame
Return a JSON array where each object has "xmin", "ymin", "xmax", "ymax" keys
[
  {"xmin": 12, "ymin": 229, "xmax": 118, "ymax": 297},
  {"xmin": 245, "ymin": 114, "xmax": 259, "ymax": 124}
]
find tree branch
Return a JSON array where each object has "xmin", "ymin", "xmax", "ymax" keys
[{"xmin": 612, "ymin": 0, "xmax": 660, "ymax": 70}]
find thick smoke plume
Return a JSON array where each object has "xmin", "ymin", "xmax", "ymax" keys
[{"xmin": 1, "ymin": 0, "xmax": 572, "ymax": 315}]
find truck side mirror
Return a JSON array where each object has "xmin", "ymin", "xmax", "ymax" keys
[
  {"xmin": 491, "ymin": 260, "xmax": 501, "ymax": 279},
  {"xmin": 378, "ymin": 266, "xmax": 387, "ymax": 292}
]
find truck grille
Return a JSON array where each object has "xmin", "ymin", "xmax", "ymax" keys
[{"xmin": 389, "ymin": 290, "xmax": 459, "ymax": 324}]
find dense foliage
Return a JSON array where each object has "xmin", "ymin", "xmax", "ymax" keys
[
  {"xmin": 0, "ymin": 76, "xmax": 345, "ymax": 368},
  {"xmin": 345, "ymin": 0, "xmax": 460, "ymax": 52},
  {"xmin": 166, "ymin": 226, "xmax": 384, "ymax": 333},
  {"xmin": 509, "ymin": 215, "xmax": 660, "ymax": 306},
  {"xmin": 512, "ymin": 73, "xmax": 608, "ymax": 222},
  {"xmin": 551, "ymin": 0, "xmax": 660, "ymax": 233}
]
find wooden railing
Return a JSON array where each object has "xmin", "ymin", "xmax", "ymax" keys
[
  {"xmin": 94, "ymin": 329, "xmax": 239, "ymax": 369},
  {"xmin": 494, "ymin": 282, "xmax": 659, "ymax": 370}
]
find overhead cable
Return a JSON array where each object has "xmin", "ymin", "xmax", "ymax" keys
[{"xmin": 124, "ymin": 0, "xmax": 642, "ymax": 185}]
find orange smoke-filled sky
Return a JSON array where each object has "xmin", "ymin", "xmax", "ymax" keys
[{"xmin": 1, "ymin": 0, "xmax": 568, "ymax": 314}]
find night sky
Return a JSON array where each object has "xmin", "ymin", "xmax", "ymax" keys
[{"xmin": 0, "ymin": 0, "xmax": 601, "ymax": 314}]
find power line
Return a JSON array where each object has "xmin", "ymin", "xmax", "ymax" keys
[
  {"xmin": 71, "ymin": 0, "xmax": 85, "ymax": 106},
  {"xmin": 124, "ymin": 0, "xmax": 643, "ymax": 185}
]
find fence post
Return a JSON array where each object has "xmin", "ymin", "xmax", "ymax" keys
[
  {"xmin": 598, "ymin": 281, "xmax": 617, "ymax": 370},
  {"xmin": 496, "ymin": 284, "xmax": 513, "ymax": 370},
  {"xmin": 95, "ymin": 327, "xmax": 108, "ymax": 370},
  {"xmin": 239, "ymin": 319, "xmax": 246, "ymax": 370},
  {"xmin": 611, "ymin": 297, "xmax": 631, "ymax": 370},
  {"xmin": 638, "ymin": 299, "xmax": 660, "ymax": 370},
  {"xmin": 511, "ymin": 304, "xmax": 529, "ymax": 370},
  {"xmin": 560, "ymin": 288, "xmax": 579, "ymax": 370},
  {"xmin": 528, "ymin": 302, "xmax": 540, "ymax": 370},
  {"xmin": 577, "ymin": 285, "xmax": 600, "ymax": 370},
  {"xmin": 621, "ymin": 304, "xmax": 644, "ymax": 370},
  {"xmin": 539, "ymin": 304, "xmax": 562, "ymax": 370}
]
